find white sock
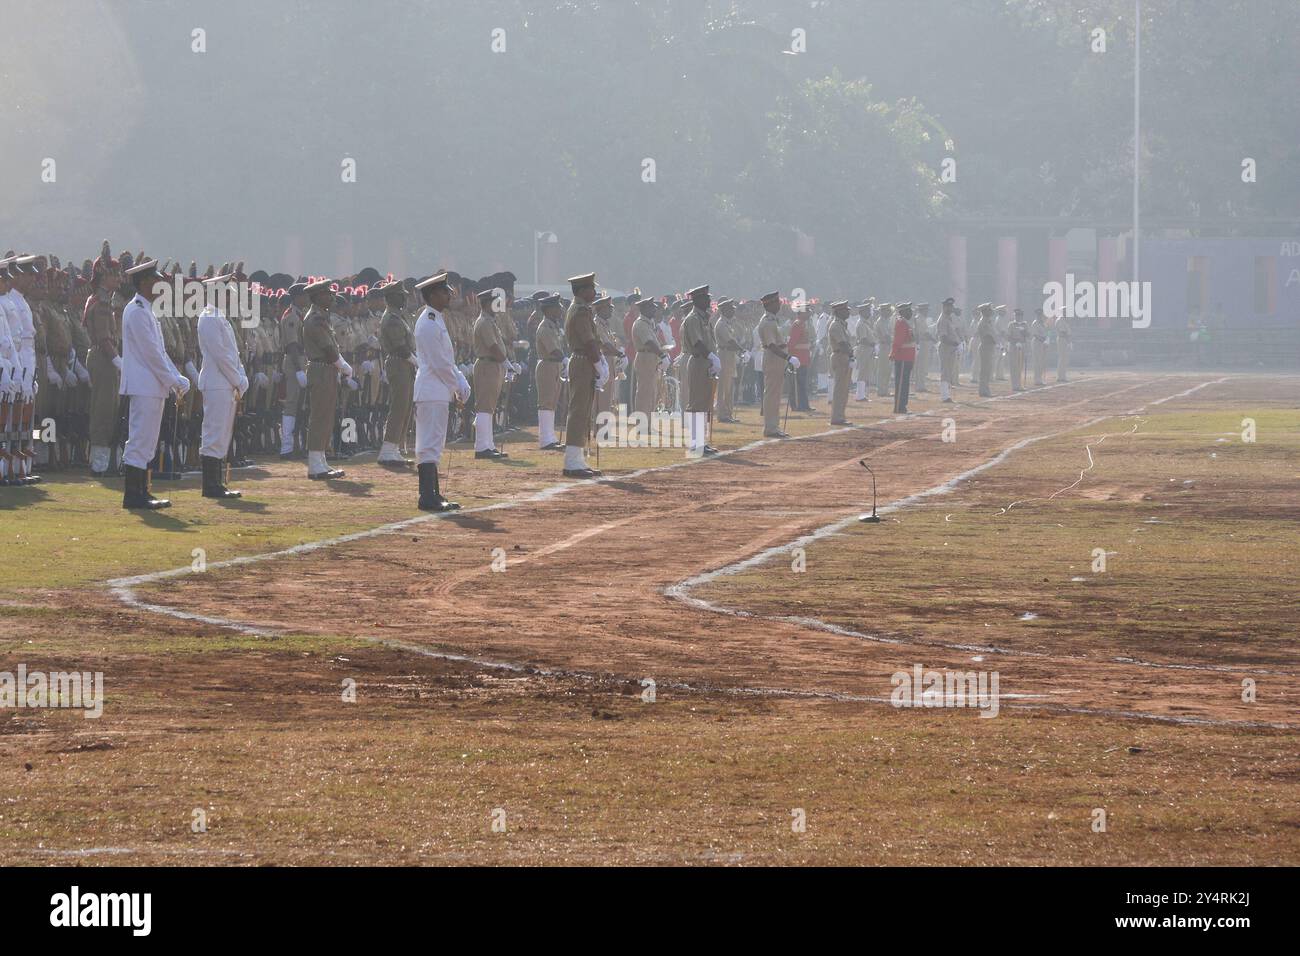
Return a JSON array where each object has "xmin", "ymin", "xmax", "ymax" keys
[
  {"xmin": 90, "ymin": 445, "xmax": 108, "ymax": 472},
  {"xmin": 940, "ymin": 380, "xmax": 951, "ymax": 401},
  {"xmin": 563, "ymin": 444, "xmax": 586, "ymax": 471},
  {"xmin": 307, "ymin": 450, "xmax": 327, "ymax": 474},
  {"xmin": 695, "ymin": 412, "xmax": 709, "ymax": 447},
  {"xmin": 280, "ymin": 416, "xmax": 295, "ymax": 454},
  {"xmin": 538, "ymin": 410, "xmax": 556, "ymax": 447},
  {"xmin": 378, "ymin": 441, "xmax": 401, "ymax": 460},
  {"xmin": 474, "ymin": 412, "xmax": 495, "ymax": 452}
]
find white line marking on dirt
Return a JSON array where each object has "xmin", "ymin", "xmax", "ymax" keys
[{"xmin": 104, "ymin": 375, "xmax": 1281, "ymax": 728}]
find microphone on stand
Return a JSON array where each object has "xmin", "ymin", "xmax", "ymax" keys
[{"xmin": 858, "ymin": 459, "xmax": 881, "ymax": 523}]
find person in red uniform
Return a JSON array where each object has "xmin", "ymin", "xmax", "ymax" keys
[
  {"xmin": 890, "ymin": 302, "xmax": 917, "ymax": 414},
  {"xmin": 787, "ymin": 308, "xmax": 813, "ymax": 411}
]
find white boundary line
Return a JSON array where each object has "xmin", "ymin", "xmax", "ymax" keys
[{"xmin": 104, "ymin": 374, "xmax": 1287, "ymax": 728}]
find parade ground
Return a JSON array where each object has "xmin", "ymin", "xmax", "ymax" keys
[{"xmin": 3, "ymin": 370, "xmax": 1296, "ymax": 865}]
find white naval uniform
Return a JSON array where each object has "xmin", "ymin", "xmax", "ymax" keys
[
  {"xmin": 120, "ymin": 293, "xmax": 187, "ymax": 469},
  {"xmin": 413, "ymin": 306, "xmax": 468, "ymax": 465},
  {"xmin": 197, "ymin": 307, "xmax": 248, "ymax": 459},
  {"xmin": 0, "ymin": 295, "xmax": 18, "ymax": 482},
  {"xmin": 0, "ymin": 291, "xmax": 28, "ymax": 398}
]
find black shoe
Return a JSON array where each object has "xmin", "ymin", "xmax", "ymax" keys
[
  {"xmin": 309, "ymin": 468, "xmax": 346, "ymax": 480},
  {"xmin": 563, "ymin": 468, "xmax": 600, "ymax": 479},
  {"xmin": 417, "ymin": 463, "xmax": 460, "ymax": 511},
  {"xmin": 540, "ymin": 441, "xmax": 563, "ymax": 451},
  {"xmin": 474, "ymin": 448, "xmax": 509, "ymax": 460},
  {"xmin": 831, "ymin": 420, "xmax": 852, "ymax": 426},
  {"xmin": 123, "ymin": 465, "xmax": 171, "ymax": 510},
  {"xmin": 377, "ymin": 458, "xmax": 413, "ymax": 470},
  {"xmin": 701, "ymin": 445, "xmax": 719, "ymax": 456},
  {"xmin": 200, "ymin": 456, "xmax": 242, "ymax": 499}
]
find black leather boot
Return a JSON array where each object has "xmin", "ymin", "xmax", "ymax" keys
[
  {"xmin": 123, "ymin": 465, "xmax": 171, "ymax": 510},
  {"xmin": 201, "ymin": 455, "xmax": 241, "ymax": 499},
  {"xmin": 417, "ymin": 463, "xmax": 460, "ymax": 512}
]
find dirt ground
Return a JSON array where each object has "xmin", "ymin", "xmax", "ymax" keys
[{"xmin": 3, "ymin": 371, "xmax": 1297, "ymax": 865}]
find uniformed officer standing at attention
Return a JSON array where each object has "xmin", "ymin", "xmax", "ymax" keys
[
  {"xmin": 712, "ymin": 297, "xmax": 742, "ymax": 424},
  {"xmin": 592, "ymin": 292, "xmax": 625, "ymax": 422},
  {"xmin": 119, "ymin": 260, "xmax": 189, "ymax": 509},
  {"xmin": 937, "ymin": 297, "xmax": 959, "ymax": 403},
  {"xmin": 1008, "ymin": 308, "xmax": 1029, "ymax": 393},
  {"xmin": 533, "ymin": 294, "xmax": 565, "ymax": 450},
  {"xmin": 413, "ymin": 272, "xmax": 470, "ymax": 511},
  {"xmin": 83, "ymin": 258, "xmax": 122, "ymax": 475},
  {"xmin": 912, "ymin": 302, "xmax": 933, "ymax": 394},
  {"xmin": 471, "ymin": 285, "xmax": 509, "ymax": 460},
  {"xmin": 680, "ymin": 285, "xmax": 720, "ymax": 457},
  {"xmin": 301, "ymin": 279, "xmax": 352, "ymax": 480},
  {"xmin": 757, "ymin": 291, "xmax": 794, "ymax": 438},
  {"xmin": 852, "ymin": 300, "xmax": 875, "ymax": 401},
  {"xmin": 1055, "ymin": 312, "xmax": 1072, "ymax": 382},
  {"xmin": 827, "ymin": 300, "xmax": 854, "ymax": 425},
  {"xmin": 874, "ymin": 303, "xmax": 895, "ymax": 397},
  {"xmin": 631, "ymin": 296, "xmax": 667, "ymax": 431},
  {"xmin": 196, "ymin": 273, "xmax": 248, "ymax": 498},
  {"xmin": 377, "ymin": 281, "xmax": 416, "ymax": 468},
  {"xmin": 1030, "ymin": 309, "xmax": 1048, "ymax": 386},
  {"xmin": 975, "ymin": 303, "xmax": 996, "ymax": 398},
  {"xmin": 279, "ymin": 282, "xmax": 309, "ymax": 458},
  {"xmin": 562, "ymin": 272, "xmax": 607, "ymax": 478}
]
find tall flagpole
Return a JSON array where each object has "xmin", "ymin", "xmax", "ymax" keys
[{"xmin": 1133, "ymin": 0, "xmax": 1141, "ymax": 283}]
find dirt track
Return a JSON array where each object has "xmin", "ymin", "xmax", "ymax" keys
[{"xmin": 129, "ymin": 373, "xmax": 1296, "ymax": 729}]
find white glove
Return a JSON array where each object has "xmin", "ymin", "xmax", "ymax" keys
[
  {"xmin": 708, "ymin": 352, "xmax": 721, "ymax": 377},
  {"xmin": 740, "ymin": 350, "xmax": 751, "ymax": 365},
  {"xmin": 335, "ymin": 356, "xmax": 353, "ymax": 378},
  {"xmin": 454, "ymin": 370, "xmax": 471, "ymax": 403},
  {"xmin": 63, "ymin": 370, "xmax": 79, "ymax": 389},
  {"xmin": 595, "ymin": 356, "xmax": 610, "ymax": 390},
  {"xmin": 175, "ymin": 374, "xmax": 190, "ymax": 397},
  {"xmin": 345, "ymin": 376, "xmax": 360, "ymax": 391},
  {"xmin": 380, "ymin": 369, "xmax": 389, "ymax": 385},
  {"xmin": 185, "ymin": 360, "xmax": 199, "ymax": 380},
  {"xmin": 255, "ymin": 371, "xmax": 269, "ymax": 389},
  {"xmin": 296, "ymin": 370, "xmax": 308, "ymax": 389},
  {"xmin": 658, "ymin": 354, "xmax": 670, "ymax": 372},
  {"xmin": 788, "ymin": 355, "xmax": 801, "ymax": 370},
  {"xmin": 272, "ymin": 370, "xmax": 283, "ymax": 384},
  {"xmin": 74, "ymin": 360, "xmax": 90, "ymax": 384},
  {"xmin": 112, "ymin": 355, "xmax": 123, "ymax": 372},
  {"xmin": 236, "ymin": 374, "xmax": 249, "ymax": 397},
  {"xmin": 47, "ymin": 357, "xmax": 62, "ymax": 386},
  {"xmin": 562, "ymin": 356, "xmax": 571, "ymax": 381},
  {"xmin": 361, "ymin": 359, "xmax": 375, "ymax": 376}
]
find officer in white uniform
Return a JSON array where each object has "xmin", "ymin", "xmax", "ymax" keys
[
  {"xmin": 0, "ymin": 260, "xmax": 25, "ymax": 485},
  {"xmin": 413, "ymin": 272, "xmax": 470, "ymax": 512},
  {"xmin": 0, "ymin": 258, "xmax": 38, "ymax": 484},
  {"xmin": 197, "ymin": 274, "xmax": 249, "ymax": 499},
  {"xmin": 120, "ymin": 260, "xmax": 189, "ymax": 509}
]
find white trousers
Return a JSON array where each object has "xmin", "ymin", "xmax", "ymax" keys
[
  {"xmin": 201, "ymin": 389, "xmax": 236, "ymax": 459},
  {"xmin": 280, "ymin": 415, "xmax": 295, "ymax": 454},
  {"xmin": 474, "ymin": 411, "xmax": 495, "ymax": 452},
  {"xmin": 538, "ymin": 409, "xmax": 557, "ymax": 447},
  {"xmin": 123, "ymin": 394, "xmax": 165, "ymax": 470},
  {"xmin": 414, "ymin": 400, "xmax": 449, "ymax": 465}
]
